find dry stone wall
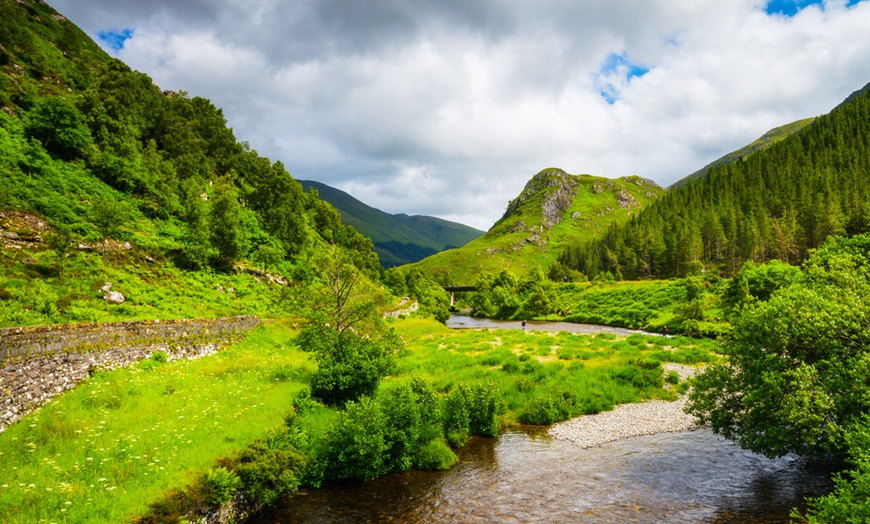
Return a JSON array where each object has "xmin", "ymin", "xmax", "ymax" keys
[{"xmin": 0, "ymin": 316, "xmax": 259, "ymax": 432}]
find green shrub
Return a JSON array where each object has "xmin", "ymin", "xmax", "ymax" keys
[
  {"xmin": 519, "ymin": 389, "xmax": 575, "ymax": 425},
  {"xmin": 309, "ymin": 331, "xmax": 395, "ymax": 406},
  {"xmin": 150, "ymin": 350, "xmax": 168, "ymax": 363},
  {"xmin": 379, "ymin": 383, "xmax": 424, "ymax": 472},
  {"xmin": 322, "ymin": 396, "xmax": 389, "ymax": 481},
  {"xmin": 235, "ymin": 428, "xmax": 305, "ymax": 506},
  {"xmin": 201, "ymin": 467, "xmax": 240, "ymax": 506},
  {"xmin": 414, "ymin": 439, "xmax": 458, "ymax": 471},
  {"xmin": 467, "ymin": 382, "xmax": 504, "ymax": 437},
  {"xmin": 443, "ymin": 384, "xmax": 471, "ymax": 448},
  {"xmin": 665, "ymin": 370, "xmax": 680, "ymax": 385}
]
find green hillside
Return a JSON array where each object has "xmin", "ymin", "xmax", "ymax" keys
[
  {"xmin": 670, "ymin": 117, "xmax": 817, "ymax": 189},
  {"xmin": 300, "ymin": 180, "xmax": 484, "ymax": 268},
  {"xmin": 560, "ymin": 81, "xmax": 870, "ymax": 280},
  {"xmin": 404, "ymin": 168, "xmax": 665, "ymax": 283},
  {"xmin": 0, "ymin": 0, "xmax": 389, "ymax": 327}
]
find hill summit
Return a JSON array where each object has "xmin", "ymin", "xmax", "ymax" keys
[{"xmin": 404, "ymin": 168, "xmax": 664, "ymax": 283}]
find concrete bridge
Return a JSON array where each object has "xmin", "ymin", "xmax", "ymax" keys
[{"xmin": 442, "ymin": 285, "xmax": 477, "ymax": 308}]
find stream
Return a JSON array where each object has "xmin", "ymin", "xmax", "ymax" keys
[{"xmin": 252, "ymin": 315, "xmax": 838, "ymax": 523}]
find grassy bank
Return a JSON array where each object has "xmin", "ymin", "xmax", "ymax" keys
[
  {"xmin": 391, "ymin": 318, "xmax": 718, "ymax": 425},
  {"xmin": 0, "ymin": 320, "xmax": 314, "ymax": 523},
  {"xmin": 0, "ymin": 317, "xmax": 719, "ymax": 523}
]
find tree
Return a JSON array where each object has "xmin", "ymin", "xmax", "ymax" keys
[
  {"xmin": 91, "ymin": 197, "xmax": 127, "ymax": 253},
  {"xmin": 25, "ymin": 97, "xmax": 93, "ymax": 161},
  {"xmin": 297, "ymin": 249, "xmax": 401, "ymax": 405},
  {"xmin": 209, "ymin": 179, "xmax": 249, "ymax": 267},
  {"xmin": 44, "ymin": 227, "xmax": 75, "ymax": 283},
  {"xmin": 688, "ymin": 234, "xmax": 870, "ymax": 459}
]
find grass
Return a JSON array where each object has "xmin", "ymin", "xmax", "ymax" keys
[
  {"xmin": 389, "ymin": 317, "xmax": 718, "ymax": 425},
  {"xmin": 548, "ymin": 278, "xmax": 730, "ymax": 335},
  {"xmin": 0, "ymin": 241, "xmax": 301, "ymax": 327},
  {"xmin": 0, "ymin": 316, "xmax": 720, "ymax": 523},
  {"xmin": 0, "ymin": 320, "xmax": 315, "ymax": 523},
  {"xmin": 405, "ymin": 170, "xmax": 665, "ymax": 284}
]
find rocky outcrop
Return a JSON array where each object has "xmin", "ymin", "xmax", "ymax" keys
[{"xmin": 500, "ymin": 168, "xmax": 579, "ymax": 230}]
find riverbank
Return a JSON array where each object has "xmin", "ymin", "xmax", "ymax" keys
[{"xmin": 548, "ymin": 363, "xmax": 704, "ymax": 448}]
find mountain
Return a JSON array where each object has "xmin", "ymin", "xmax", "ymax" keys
[
  {"xmin": 0, "ymin": 0, "xmax": 390, "ymax": 327},
  {"xmin": 559, "ymin": 81, "xmax": 870, "ymax": 280},
  {"xmin": 670, "ymin": 117, "xmax": 817, "ymax": 189},
  {"xmin": 405, "ymin": 168, "xmax": 665, "ymax": 283},
  {"xmin": 299, "ymin": 180, "xmax": 484, "ymax": 268}
]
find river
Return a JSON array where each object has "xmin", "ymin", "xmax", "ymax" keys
[
  {"xmin": 252, "ymin": 316, "xmax": 837, "ymax": 523},
  {"xmin": 255, "ymin": 427, "xmax": 837, "ymax": 523}
]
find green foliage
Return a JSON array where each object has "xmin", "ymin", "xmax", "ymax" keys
[
  {"xmin": 24, "ymin": 96, "xmax": 93, "ymax": 161},
  {"xmin": 321, "ymin": 396, "xmax": 390, "ymax": 481},
  {"xmin": 795, "ymin": 417, "xmax": 870, "ymax": 523},
  {"xmin": 209, "ymin": 179, "xmax": 249, "ymax": 267},
  {"xmin": 519, "ymin": 388, "xmax": 576, "ymax": 425},
  {"xmin": 414, "ymin": 438, "xmax": 459, "ymax": 471},
  {"xmin": 560, "ymin": 87, "xmax": 870, "ymax": 280},
  {"xmin": 201, "ymin": 467, "xmax": 240, "ymax": 506},
  {"xmin": 234, "ymin": 428, "xmax": 305, "ymax": 507},
  {"xmin": 404, "ymin": 269, "xmax": 451, "ymax": 322},
  {"xmin": 723, "ymin": 259, "xmax": 801, "ymax": 308},
  {"xmin": 43, "ymin": 226, "xmax": 75, "ymax": 282},
  {"xmin": 306, "ymin": 330, "xmax": 396, "ymax": 406},
  {"xmin": 688, "ymin": 234, "xmax": 870, "ymax": 458}
]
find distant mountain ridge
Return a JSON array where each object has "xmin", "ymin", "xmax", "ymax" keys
[
  {"xmin": 299, "ymin": 180, "xmax": 484, "ymax": 268},
  {"xmin": 405, "ymin": 168, "xmax": 665, "ymax": 283}
]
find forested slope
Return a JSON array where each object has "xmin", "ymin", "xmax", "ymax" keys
[
  {"xmin": 559, "ymin": 82, "xmax": 870, "ymax": 280},
  {"xmin": 0, "ymin": 0, "xmax": 386, "ymax": 326}
]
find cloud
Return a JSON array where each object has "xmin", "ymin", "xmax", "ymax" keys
[{"xmin": 49, "ymin": 0, "xmax": 870, "ymax": 231}]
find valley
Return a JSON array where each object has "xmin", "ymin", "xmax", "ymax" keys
[{"xmin": 2, "ymin": 0, "xmax": 870, "ymax": 522}]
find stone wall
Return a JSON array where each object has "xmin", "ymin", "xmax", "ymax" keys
[
  {"xmin": 0, "ymin": 316, "xmax": 260, "ymax": 432},
  {"xmin": 0, "ymin": 315, "xmax": 260, "ymax": 363}
]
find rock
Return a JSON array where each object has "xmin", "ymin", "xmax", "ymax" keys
[
  {"xmin": 145, "ymin": 256, "xmax": 155, "ymax": 263},
  {"xmin": 104, "ymin": 291, "xmax": 125, "ymax": 304},
  {"xmin": 100, "ymin": 282, "xmax": 112, "ymax": 293},
  {"xmin": 21, "ymin": 258, "xmax": 36, "ymax": 265}
]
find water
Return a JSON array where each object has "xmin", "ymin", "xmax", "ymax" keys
[
  {"xmin": 445, "ymin": 313, "xmax": 657, "ymax": 337},
  {"xmin": 255, "ymin": 428, "xmax": 837, "ymax": 523},
  {"xmin": 253, "ymin": 317, "xmax": 837, "ymax": 522}
]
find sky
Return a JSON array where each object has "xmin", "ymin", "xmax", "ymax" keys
[{"xmin": 50, "ymin": 0, "xmax": 870, "ymax": 231}]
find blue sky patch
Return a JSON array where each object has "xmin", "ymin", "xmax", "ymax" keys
[
  {"xmin": 98, "ymin": 29, "xmax": 134, "ymax": 51},
  {"xmin": 600, "ymin": 52, "xmax": 650, "ymax": 80},
  {"xmin": 596, "ymin": 52, "xmax": 649, "ymax": 104},
  {"xmin": 765, "ymin": 0, "xmax": 823, "ymax": 16}
]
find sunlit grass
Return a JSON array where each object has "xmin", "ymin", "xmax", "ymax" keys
[
  {"xmin": 0, "ymin": 320, "xmax": 312, "ymax": 524},
  {"xmin": 392, "ymin": 318, "xmax": 719, "ymax": 425}
]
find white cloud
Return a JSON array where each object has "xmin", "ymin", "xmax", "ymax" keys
[{"xmin": 50, "ymin": 0, "xmax": 870, "ymax": 231}]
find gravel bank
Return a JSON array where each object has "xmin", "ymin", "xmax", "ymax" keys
[{"xmin": 548, "ymin": 363, "xmax": 705, "ymax": 448}]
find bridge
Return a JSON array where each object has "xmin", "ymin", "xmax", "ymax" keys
[{"xmin": 442, "ymin": 285, "xmax": 477, "ymax": 308}]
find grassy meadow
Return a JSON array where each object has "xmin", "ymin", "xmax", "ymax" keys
[{"xmin": 0, "ymin": 316, "xmax": 719, "ymax": 523}]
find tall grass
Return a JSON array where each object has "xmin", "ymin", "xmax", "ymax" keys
[
  {"xmin": 0, "ymin": 321, "xmax": 313, "ymax": 523},
  {"xmin": 0, "ymin": 317, "xmax": 719, "ymax": 523},
  {"xmin": 391, "ymin": 318, "xmax": 719, "ymax": 425}
]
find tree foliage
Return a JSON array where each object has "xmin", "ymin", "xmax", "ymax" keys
[
  {"xmin": 559, "ymin": 89, "xmax": 870, "ymax": 279},
  {"xmin": 688, "ymin": 234, "xmax": 870, "ymax": 458}
]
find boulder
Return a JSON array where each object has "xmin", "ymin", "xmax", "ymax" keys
[{"xmin": 104, "ymin": 291, "xmax": 125, "ymax": 304}]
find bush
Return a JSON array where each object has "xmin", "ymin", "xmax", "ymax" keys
[
  {"xmin": 322, "ymin": 396, "xmax": 389, "ymax": 481},
  {"xmin": 414, "ymin": 439, "xmax": 458, "ymax": 471},
  {"xmin": 519, "ymin": 389, "xmax": 575, "ymax": 425},
  {"xmin": 201, "ymin": 467, "xmax": 240, "ymax": 506},
  {"xmin": 235, "ymin": 428, "xmax": 306, "ymax": 506},
  {"xmin": 443, "ymin": 384, "xmax": 471, "ymax": 448},
  {"xmin": 308, "ymin": 331, "xmax": 396, "ymax": 406}
]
